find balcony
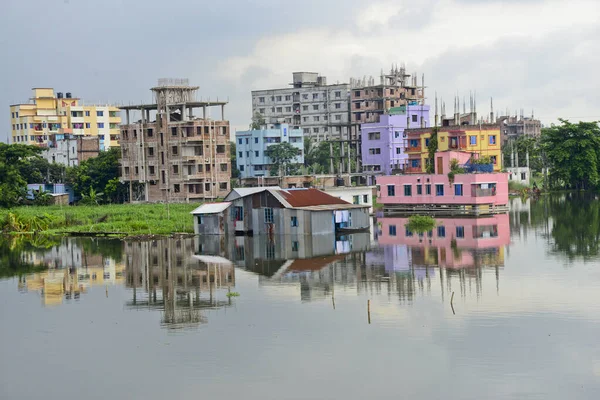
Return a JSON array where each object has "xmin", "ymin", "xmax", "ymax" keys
[
  {"xmin": 405, "ymin": 146, "xmax": 421, "ymax": 152},
  {"xmin": 471, "ymin": 187, "xmax": 497, "ymax": 197},
  {"xmin": 405, "ymin": 166, "xmax": 422, "ymax": 173}
]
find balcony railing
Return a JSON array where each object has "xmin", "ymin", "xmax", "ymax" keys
[
  {"xmin": 405, "ymin": 146, "xmax": 421, "ymax": 152},
  {"xmin": 405, "ymin": 166, "xmax": 422, "ymax": 173},
  {"xmin": 471, "ymin": 187, "xmax": 497, "ymax": 197}
]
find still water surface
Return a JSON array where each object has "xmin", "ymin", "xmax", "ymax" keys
[{"xmin": 1, "ymin": 194, "xmax": 600, "ymax": 399}]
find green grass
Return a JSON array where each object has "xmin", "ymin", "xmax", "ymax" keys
[{"xmin": 0, "ymin": 203, "xmax": 201, "ymax": 236}]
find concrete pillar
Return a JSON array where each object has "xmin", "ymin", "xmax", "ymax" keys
[
  {"xmin": 126, "ymin": 110, "xmax": 130, "ymax": 124},
  {"xmin": 181, "ymin": 105, "xmax": 186, "ymax": 122},
  {"xmin": 202, "ymin": 106, "xmax": 206, "ymax": 120},
  {"xmin": 188, "ymin": 107, "xmax": 193, "ymax": 120},
  {"xmin": 221, "ymin": 104, "xmax": 225, "ymax": 121},
  {"xmin": 329, "ymin": 142, "xmax": 334, "ymax": 174}
]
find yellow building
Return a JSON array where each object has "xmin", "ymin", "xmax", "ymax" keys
[
  {"xmin": 404, "ymin": 124, "xmax": 503, "ymax": 173},
  {"xmin": 9, "ymin": 88, "xmax": 121, "ymax": 149}
]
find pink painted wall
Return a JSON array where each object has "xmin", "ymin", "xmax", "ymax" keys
[
  {"xmin": 376, "ymin": 172, "xmax": 508, "ymax": 206},
  {"xmin": 377, "ymin": 214, "xmax": 510, "ymax": 268}
]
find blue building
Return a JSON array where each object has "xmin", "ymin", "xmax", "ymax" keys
[{"xmin": 236, "ymin": 123, "xmax": 304, "ymax": 178}]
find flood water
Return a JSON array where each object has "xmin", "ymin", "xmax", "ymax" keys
[{"xmin": 1, "ymin": 193, "xmax": 600, "ymax": 399}]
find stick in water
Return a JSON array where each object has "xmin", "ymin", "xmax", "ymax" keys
[
  {"xmin": 450, "ymin": 291, "xmax": 455, "ymax": 315},
  {"xmin": 367, "ymin": 299, "xmax": 371, "ymax": 324}
]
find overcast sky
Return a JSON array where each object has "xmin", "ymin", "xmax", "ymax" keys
[{"xmin": 1, "ymin": 0, "xmax": 599, "ymax": 143}]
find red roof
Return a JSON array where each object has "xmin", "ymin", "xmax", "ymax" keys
[{"xmin": 277, "ymin": 188, "xmax": 350, "ymax": 207}]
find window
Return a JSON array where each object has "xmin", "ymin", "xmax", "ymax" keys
[
  {"xmin": 245, "ymin": 138, "xmax": 249, "ymax": 145},
  {"xmin": 437, "ymin": 226, "xmax": 446, "ymax": 237},
  {"xmin": 521, "ymin": 172, "xmax": 526, "ymax": 180},
  {"xmin": 389, "ymin": 225, "xmax": 397, "ymax": 236},
  {"xmin": 292, "ymin": 241, "xmax": 299, "ymax": 251},
  {"xmin": 239, "ymin": 165, "xmax": 244, "ymax": 171},
  {"xmin": 425, "ymin": 184, "xmax": 432, "ymax": 195},
  {"xmin": 469, "ymin": 135, "xmax": 477, "ymax": 145},
  {"xmin": 363, "ymin": 194, "xmax": 368, "ymax": 203},
  {"xmin": 259, "ymin": 97, "xmax": 265, "ymax": 103},
  {"xmin": 489, "ymin": 135, "xmax": 497, "ymax": 145},
  {"xmin": 411, "ymin": 159, "xmax": 420, "ymax": 168},
  {"xmin": 354, "ymin": 90, "xmax": 361, "ymax": 97},
  {"xmin": 425, "ymin": 138, "xmax": 430, "ymax": 147},
  {"xmin": 302, "ymin": 94, "xmax": 308, "ymax": 100},
  {"xmin": 303, "ymin": 116, "xmax": 308, "ymax": 122},
  {"xmin": 456, "ymin": 226, "xmax": 465, "ymax": 238},
  {"xmin": 285, "ymin": 95, "xmax": 291, "ymax": 101},
  {"xmin": 335, "ymin": 114, "xmax": 341, "ymax": 121},
  {"xmin": 264, "ymin": 208, "xmax": 274, "ymax": 223},
  {"xmin": 405, "ymin": 228, "xmax": 413, "ymax": 237},
  {"xmin": 172, "ymin": 146, "xmax": 178, "ymax": 155},
  {"xmin": 312, "ymin": 105, "xmax": 319, "ymax": 111},
  {"xmin": 286, "ymin": 107, "xmax": 292, "ymax": 112},
  {"xmin": 417, "ymin": 184, "xmax": 422, "ymax": 195},
  {"xmin": 387, "ymin": 185, "xmax": 395, "ymax": 196},
  {"xmin": 255, "ymin": 151, "xmax": 259, "ymax": 157},
  {"xmin": 220, "ymin": 163, "xmax": 228, "ymax": 172},
  {"xmin": 313, "ymin": 116, "xmax": 320, "ymax": 121},
  {"xmin": 335, "ymin": 103, "xmax": 341, "ymax": 109},
  {"xmin": 409, "ymin": 139, "xmax": 419, "ymax": 148},
  {"xmin": 239, "ymin": 151, "xmax": 243, "ymax": 158},
  {"xmin": 454, "ymin": 184, "xmax": 463, "ymax": 196},
  {"xmin": 174, "ymin": 184, "xmax": 180, "ymax": 193},
  {"xmin": 85, "ymin": 123, "xmax": 91, "ymax": 129},
  {"xmin": 97, "ymin": 122, "xmax": 105, "ymax": 128},
  {"xmin": 238, "ymin": 138, "xmax": 242, "ymax": 145},
  {"xmin": 173, "ymin": 165, "xmax": 179, "ymax": 174},
  {"xmin": 85, "ymin": 111, "xmax": 90, "ymax": 117},
  {"xmin": 149, "ymin": 166, "xmax": 155, "ymax": 175},
  {"xmin": 404, "ymin": 185, "xmax": 412, "ymax": 196},
  {"xmin": 313, "ymin": 128, "xmax": 319, "ymax": 133},
  {"xmin": 216, "ymin": 145, "xmax": 225, "ymax": 154},
  {"xmin": 412, "ymin": 114, "xmax": 418, "ymax": 122},
  {"xmin": 435, "ymin": 184, "xmax": 444, "ymax": 196},
  {"xmin": 368, "ymin": 132, "xmax": 380, "ymax": 140},
  {"xmin": 491, "ymin": 155, "xmax": 497, "ymax": 165},
  {"xmin": 276, "ymin": 96, "xmax": 282, "ymax": 101},
  {"xmin": 259, "ymin": 108, "xmax": 265, "ymax": 114},
  {"xmin": 97, "ymin": 111, "xmax": 104, "ymax": 117},
  {"xmin": 353, "ymin": 195, "xmax": 359, "ymax": 205},
  {"xmin": 335, "ymin": 91, "xmax": 341, "ymax": 98},
  {"xmin": 303, "ymin": 105, "xmax": 308, "ymax": 111},
  {"xmin": 220, "ymin": 182, "xmax": 228, "ymax": 190},
  {"xmin": 291, "ymin": 216, "xmax": 298, "ymax": 227},
  {"xmin": 276, "ymin": 107, "xmax": 282, "ymax": 112},
  {"xmin": 368, "ymin": 148, "xmax": 381, "ymax": 155},
  {"xmin": 312, "ymin": 93, "xmax": 318, "ymax": 100}
]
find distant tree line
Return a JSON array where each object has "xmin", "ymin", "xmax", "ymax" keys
[{"xmin": 0, "ymin": 144, "xmax": 126, "ymax": 208}]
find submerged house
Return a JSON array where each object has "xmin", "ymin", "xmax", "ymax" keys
[
  {"xmin": 191, "ymin": 187, "xmax": 370, "ymax": 235},
  {"xmin": 377, "ymin": 150, "xmax": 509, "ymax": 215}
]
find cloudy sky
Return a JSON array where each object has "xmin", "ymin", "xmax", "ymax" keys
[{"xmin": 1, "ymin": 0, "xmax": 599, "ymax": 143}]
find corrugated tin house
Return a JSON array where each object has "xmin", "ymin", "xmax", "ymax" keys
[
  {"xmin": 193, "ymin": 186, "xmax": 370, "ymax": 236},
  {"xmin": 190, "ymin": 202, "xmax": 231, "ymax": 235}
]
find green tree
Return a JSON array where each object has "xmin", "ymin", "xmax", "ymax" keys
[
  {"xmin": 265, "ymin": 142, "xmax": 301, "ymax": 176},
  {"xmin": 0, "ymin": 143, "xmax": 43, "ymax": 208},
  {"xmin": 502, "ymin": 136, "xmax": 542, "ymax": 172},
  {"xmin": 230, "ymin": 141, "xmax": 240, "ymax": 178},
  {"xmin": 426, "ymin": 128, "xmax": 438, "ymax": 173},
  {"xmin": 540, "ymin": 120, "xmax": 600, "ymax": 190},
  {"xmin": 68, "ymin": 147, "xmax": 124, "ymax": 203},
  {"xmin": 250, "ymin": 112, "xmax": 265, "ymax": 130}
]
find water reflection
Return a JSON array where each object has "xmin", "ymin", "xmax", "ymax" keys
[
  {"xmin": 510, "ymin": 193, "xmax": 600, "ymax": 262},
  {"xmin": 15, "ymin": 237, "xmax": 125, "ymax": 306},
  {"xmin": 124, "ymin": 238, "xmax": 235, "ymax": 329}
]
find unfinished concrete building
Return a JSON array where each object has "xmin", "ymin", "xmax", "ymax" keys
[{"xmin": 120, "ymin": 79, "xmax": 230, "ymax": 202}]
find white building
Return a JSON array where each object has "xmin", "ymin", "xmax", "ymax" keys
[
  {"xmin": 251, "ymin": 72, "xmax": 350, "ymax": 142},
  {"xmin": 322, "ymin": 186, "xmax": 375, "ymax": 214},
  {"xmin": 507, "ymin": 167, "xmax": 531, "ymax": 186}
]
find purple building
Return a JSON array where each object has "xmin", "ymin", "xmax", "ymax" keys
[{"xmin": 361, "ymin": 105, "xmax": 430, "ymax": 182}]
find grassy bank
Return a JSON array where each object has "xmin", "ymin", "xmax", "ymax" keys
[{"xmin": 0, "ymin": 203, "xmax": 200, "ymax": 236}]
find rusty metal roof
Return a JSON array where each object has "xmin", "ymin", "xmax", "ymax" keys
[{"xmin": 276, "ymin": 188, "xmax": 350, "ymax": 208}]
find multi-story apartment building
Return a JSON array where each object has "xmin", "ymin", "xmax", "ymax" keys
[
  {"xmin": 361, "ymin": 104, "xmax": 430, "ymax": 178},
  {"xmin": 497, "ymin": 114, "xmax": 542, "ymax": 144},
  {"xmin": 251, "ymin": 72, "xmax": 350, "ymax": 142},
  {"xmin": 350, "ymin": 66, "xmax": 425, "ymax": 139},
  {"xmin": 403, "ymin": 123, "xmax": 503, "ymax": 173},
  {"xmin": 235, "ymin": 123, "xmax": 304, "ymax": 179},
  {"xmin": 119, "ymin": 79, "xmax": 231, "ymax": 202},
  {"xmin": 9, "ymin": 88, "xmax": 121, "ymax": 149},
  {"xmin": 44, "ymin": 135, "xmax": 100, "ymax": 167}
]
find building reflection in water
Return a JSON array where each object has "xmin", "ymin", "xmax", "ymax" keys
[
  {"xmin": 17, "ymin": 238, "xmax": 125, "ymax": 306},
  {"xmin": 375, "ymin": 214, "xmax": 510, "ymax": 301},
  {"xmin": 124, "ymin": 237, "xmax": 235, "ymax": 330}
]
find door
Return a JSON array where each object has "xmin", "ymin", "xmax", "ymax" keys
[{"xmin": 437, "ymin": 157, "xmax": 443, "ymax": 174}]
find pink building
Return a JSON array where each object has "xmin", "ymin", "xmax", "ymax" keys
[
  {"xmin": 377, "ymin": 214, "xmax": 510, "ymax": 269},
  {"xmin": 376, "ymin": 153, "xmax": 508, "ymax": 214}
]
